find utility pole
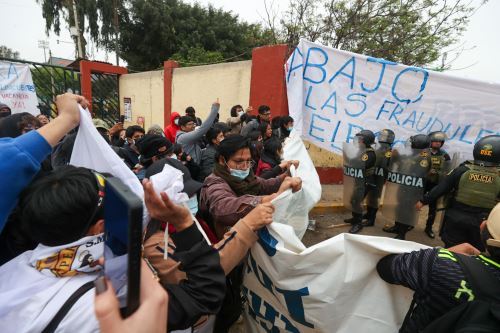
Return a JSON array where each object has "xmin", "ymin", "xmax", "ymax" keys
[
  {"xmin": 37, "ymin": 40, "xmax": 49, "ymax": 63},
  {"xmin": 71, "ymin": 0, "xmax": 84, "ymax": 59},
  {"xmin": 113, "ymin": 0, "xmax": 120, "ymax": 66}
]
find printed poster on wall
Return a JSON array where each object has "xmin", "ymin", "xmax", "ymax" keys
[
  {"xmin": 0, "ymin": 61, "xmax": 39, "ymax": 115},
  {"xmin": 124, "ymin": 97, "xmax": 132, "ymax": 122},
  {"xmin": 286, "ymin": 39, "xmax": 500, "ymax": 159}
]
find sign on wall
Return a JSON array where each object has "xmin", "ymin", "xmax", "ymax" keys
[
  {"xmin": 286, "ymin": 39, "xmax": 500, "ymax": 158},
  {"xmin": 124, "ymin": 97, "xmax": 132, "ymax": 122},
  {"xmin": 0, "ymin": 61, "xmax": 39, "ymax": 115}
]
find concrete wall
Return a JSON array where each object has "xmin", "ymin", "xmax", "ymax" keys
[
  {"xmin": 171, "ymin": 61, "xmax": 252, "ymax": 122},
  {"xmin": 119, "ymin": 70, "xmax": 164, "ymax": 130}
]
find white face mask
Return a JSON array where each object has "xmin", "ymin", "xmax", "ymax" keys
[
  {"xmin": 174, "ymin": 118, "xmax": 179, "ymax": 126},
  {"xmin": 186, "ymin": 195, "xmax": 198, "ymax": 216},
  {"xmin": 237, "ymin": 111, "xmax": 244, "ymax": 117}
]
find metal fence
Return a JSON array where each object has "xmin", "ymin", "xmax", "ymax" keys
[{"xmin": 0, "ymin": 57, "xmax": 119, "ymax": 126}]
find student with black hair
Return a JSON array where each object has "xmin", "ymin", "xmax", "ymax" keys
[
  {"xmin": 0, "ymin": 165, "xmax": 226, "ymax": 332},
  {"xmin": 170, "ymin": 143, "xmax": 201, "ymax": 180},
  {"xmin": 134, "ymin": 134, "xmax": 173, "ymax": 180},
  {"xmin": 122, "ymin": 125, "xmax": 145, "ymax": 169},
  {"xmin": 247, "ymin": 130, "xmax": 264, "ymax": 171},
  {"xmin": 276, "ymin": 115, "xmax": 294, "ymax": 141},
  {"xmin": 259, "ymin": 121, "xmax": 273, "ymax": 142},
  {"xmin": 200, "ymin": 134, "xmax": 301, "ymax": 239},
  {"xmin": 176, "ymin": 101, "xmax": 219, "ymax": 164},
  {"xmin": 199, "ymin": 126, "xmax": 225, "ymax": 181},
  {"xmin": 200, "ymin": 134, "xmax": 301, "ymax": 332},
  {"xmin": 240, "ymin": 104, "xmax": 271, "ymax": 137},
  {"xmin": 227, "ymin": 105, "xmax": 252, "ymax": 135},
  {"xmin": 256, "ymin": 137, "xmax": 299, "ymax": 179},
  {"xmin": 185, "ymin": 106, "xmax": 202, "ymax": 126}
]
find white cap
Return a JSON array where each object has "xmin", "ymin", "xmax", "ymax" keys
[{"xmin": 486, "ymin": 203, "xmax": 500, "ymax": 248}]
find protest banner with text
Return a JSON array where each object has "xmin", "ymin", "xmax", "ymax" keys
[
  {"xmin": 286, "ymin": 39, "xmax": 500, "ymax": 158},
  {"xmin": 0, "ymin": 61, "xmax": 39, "ymax": 115}
]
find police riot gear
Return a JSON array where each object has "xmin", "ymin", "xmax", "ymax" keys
[
  {"xmin": 381, "ymin": 146, "xmax": 432, "ymax": 239},
  {"xmin": 355, "ymin": 130, "xmax": 376, "ymax": 146},
  {"xmin": 455, "ymin": 163, "xmax": 500, "ymax": 209},
  {"xmin": 411, "ymin": 134, "xmax": 431, "ymax": 149},
  {"xmin": 473, "ymin": 135, "xmax": 500, "ymax": 167},
  {"xmin": 378, "ymin": 129, "xmax": 395, "ymax": 145}
]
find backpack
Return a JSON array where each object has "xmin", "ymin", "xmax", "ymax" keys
[{"xmin": 420, "ymin": 254, "xmax": 500, "ymax": 333}]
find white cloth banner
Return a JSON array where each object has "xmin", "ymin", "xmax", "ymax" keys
[
  {"xmin": 243, "ymin": 130, "xmax": 429, "ymax": 332},
  {"xmin": 0, "ymin": 61, "xmax": 39, "ymax": 115},
  {"xmin": 243, "ymin": 228, "xmax": 428, "ymax": 333},
  {"xmin": 286, "ymin": 39, "xmax": 500, "ymax": 158}
]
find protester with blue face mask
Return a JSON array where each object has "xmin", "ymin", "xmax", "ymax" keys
[{"xmin": 200, "ymin": 134, "xmax": 302, "ymax": 240}]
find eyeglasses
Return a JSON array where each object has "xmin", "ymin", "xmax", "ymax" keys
[{"xmin": 230, "ymin": 159, "xmax": 255, "ymax": 169}]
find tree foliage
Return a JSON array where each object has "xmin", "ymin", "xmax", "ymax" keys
[
  {"xmin": 264, "ymin": 0, "xmax": 486, "ymax": 68},
  {"xmin": 116, "ymin": 0, "xmax": 273, "ymax": 70},
  {"xmin": 36, "ymin": 0, "xmax": 120, "ymax": 59},
  {"xmin": 36, "ymin": 0, "xmax": 273, "ymax": 70},
  {"xmin": 0, "ymin": 46, "xmax": 20, "ymax": 59}
]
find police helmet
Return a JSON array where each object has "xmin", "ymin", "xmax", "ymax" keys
[
  {"xmin": 378, "ymin": 129, "xmax": 395, "ymax": 144},
  {"xmin": 473, "ymin": 135, "xmax": 500, "ymax": 166},
  {"xmin": 429, "ymin": 131, "xmax": 447, "ymax": 145},
  {"xmin": 410, "ymin": 134, "xmax": 430, "ymax": 149},
  {"xmin": 355, "ymin": 130, "xmax": 375, "ymax": 146}
]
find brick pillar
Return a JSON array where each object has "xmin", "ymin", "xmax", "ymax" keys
[
  {"xmin": 79, "ymin": 60, "xmax": 128, "ymax": 114},
  {"xmin": 163, "ymin": 60, "xmax": 179, "ymax": 128},
  {"xmin": 249, "ymin": 45, "xmax": 290, "ymax": 117}
]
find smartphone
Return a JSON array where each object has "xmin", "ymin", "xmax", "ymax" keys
[
  {"xmin": 119, "ymin": 115, "xmax": 126, "ymax": 123},
  {"xmin": 103, "ymin": 177, "xmax": 143, "ymax": 317}
]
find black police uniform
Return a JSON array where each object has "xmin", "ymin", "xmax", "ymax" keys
[
  {"xmin": 424, "ymin": 148, "xmax": 451, "ymax": 237},
  {"xmin": 346, "ymin": 130, "xmax": 377, "ymax": 234},
  {"xmin": 422, "ymin": 161, "xmax": 500, "ymax": 251}
]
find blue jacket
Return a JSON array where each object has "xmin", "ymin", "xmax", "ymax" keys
[{"xmin": 0, "ymin": 131, "xmax": 51, "ymax": 231}]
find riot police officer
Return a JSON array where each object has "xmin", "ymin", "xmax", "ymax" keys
[
  {"xmin": 423, "ymin": 131, "xmax": 451, "ymax": 238},
  {"xmin": 382, "ymin": 134, "xmax": 431, "ymax": 240},
  {"xmin": 363, "ymin": 129, "xmax": 395, "ymax": 227},
  {"xmin": 416, "ymin": 135, "xmax": 500, "ymax": 251},
  {"xmin": 343, "ymin": 130, "xmax": 377, "ymax": 234}
]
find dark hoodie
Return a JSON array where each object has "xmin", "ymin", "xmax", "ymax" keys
[
  {"xmin": 0, "ymin": 113, "xmax": 39, "ymax": 138},
  {"xmin": 0, "ymin": 103, "xmax": 12, "ymax": 118},
  {"xmin": 164, "ymin": 112, "xmax": 181, "ymax": 143}
]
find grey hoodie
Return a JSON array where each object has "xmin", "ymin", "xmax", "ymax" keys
[{"xmin": 176, "ymin": 103, "xmax": 219, "ymax": 164}]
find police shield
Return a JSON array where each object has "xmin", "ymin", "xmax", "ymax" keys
[
  {"xmin": 365, "ymin": 143, "xmax": 392, "ymax": 209},
  {"xmin": 343, "ymin": 141, "xmax": 367, "ymax": 214},
  {"xmin": 381, "ymin": 146, "xmax": 430, "ymax": 227},
  {"xmin": 435, "ymin": 152, "xmax": 462, "ymax": 218}
]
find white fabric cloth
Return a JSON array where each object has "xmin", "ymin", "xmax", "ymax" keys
[
  {"xmin": 150, "ymin": 163, "xmax": 189, "ymax": 204},
  {"xmin": 243, "ymin": 226, "xmax": 429, "ymax": 333},
  {"xmin": 271, "ymin": 130, "xmax": 321, "ymax": 239},
  {"xmin": 70, "ymin": 106, "xmax": 144, "ymax": 198},
  {"xmin": 243, "ymin": 132, "xmax": 430, "ymax": 332},
  {"xmin": 0, "ymin": 235, "xmax": 104, "ymax": 333}
]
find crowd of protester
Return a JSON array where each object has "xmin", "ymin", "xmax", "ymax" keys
[
  {"xmin": 1, "ymin": 95, "xmax": 499, "ymax": 333},
  {"xmin": 0, "ymin": 96, "xmax": 303, "ymax": 332}
]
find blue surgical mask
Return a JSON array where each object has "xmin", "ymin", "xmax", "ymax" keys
[
  {"xmin": 287, "ymin": 127, "xmax": 293, "ymax": 132},
  {"xmin": 186, "ymin": 195, "xmax": 198, "ymax": 216},
  {"xmin": 229, "ymin": 168, "xmax": 250, "ymax": 180}
]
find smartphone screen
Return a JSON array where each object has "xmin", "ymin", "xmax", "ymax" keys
[{"xmin": 103, "ymin": 177, "xmax": 142, "ymax": 317}]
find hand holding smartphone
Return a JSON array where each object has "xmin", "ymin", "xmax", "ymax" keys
[{"xmin": 103, "ymin": 177, "xmax": 143, "ymax": 317}]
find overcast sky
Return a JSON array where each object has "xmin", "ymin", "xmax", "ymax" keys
[{"xmin": 1, "ymin": 0, "xmax": 499, "ymax": 83}]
